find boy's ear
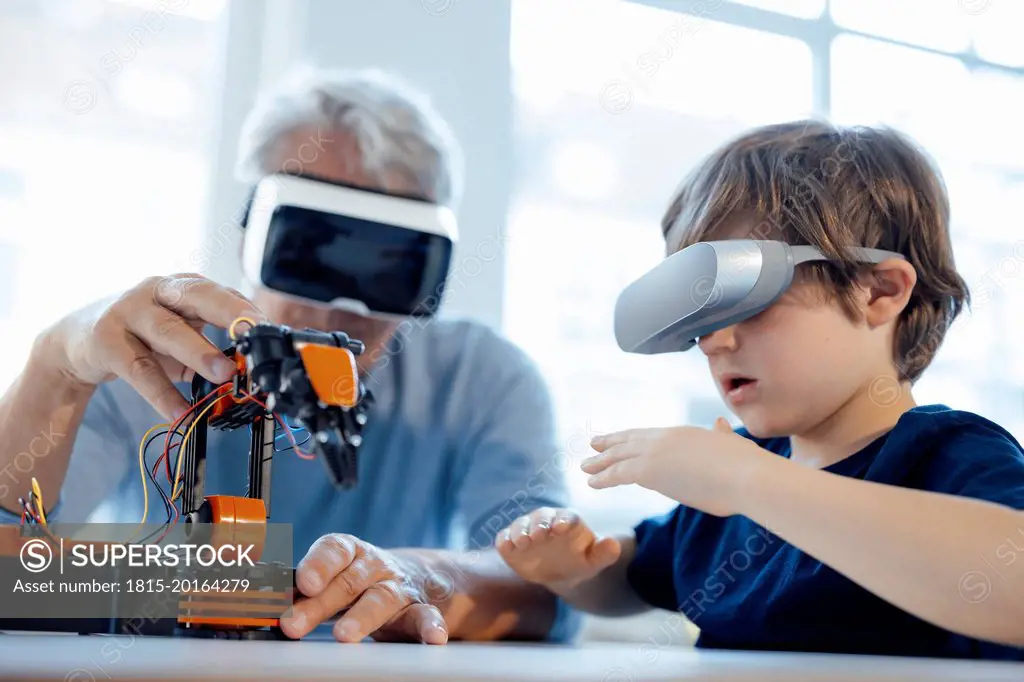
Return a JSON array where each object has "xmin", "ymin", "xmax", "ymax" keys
[{"xmin": 863, "ymin": 258, "xmax": 917, "ymax": 327}]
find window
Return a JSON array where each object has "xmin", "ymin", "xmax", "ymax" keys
[
  {"xmin": 506, "ymin": 0, "xmax": 813, "ymax": 534},
  {"xmin": 0, "ymin": 0, "xmax": 229, "ymax": 391},
  {"xmin": 505, "ymin": 0, "xmax": 1024, "ymax": 535}
]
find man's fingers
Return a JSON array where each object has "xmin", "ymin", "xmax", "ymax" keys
[
  {"xmin": 370, "ymin": 603, "xmax": 447, "ymax": 645},
  {"xmin": 127, "ymin": 307, "xmax": 237, "ymax": 385},
  {"xmin": 104, "ymin": 333, "xmax": 189, "ymax": 421},
  {"xmin": 281, "ymin": 556, "xmax": 379, "ymax": 639},
  {"xmin": 295, "ymin": 534, "xmax": 359, "ymax": 597},
  {"xmin": 151, "ymin": 275, "xmax": 266, "ymax": 333},
  {"xmin": 332, "ymin": 579, "xmax": 411, "ymax": 643}
]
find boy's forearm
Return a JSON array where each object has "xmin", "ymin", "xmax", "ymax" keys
[
  {"xmin": 0, "ymin": 332, "xmax": 94, "ymax": 516},
  {"xmin": 738, "ymin": 456, "xmax": 1024, "ymax": 648},
  {"xmin": 548, "ymin": 534, "xmax": 649, "ymax": 618}
]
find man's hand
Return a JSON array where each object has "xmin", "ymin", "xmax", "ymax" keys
[
  {"xmin": 48, "ymin": 273, "xmax": 266, "ymax": 420},
  {"xmin": 583, "ymin": 417, "xmax": 772, "ymax": 517},
  {"xmin": 495, "ymin": 507, "xmax": 621, "ymax": 594},
  {"xmin": 281, "ymin": 533, "xmax": 449, "ymax": 644}
]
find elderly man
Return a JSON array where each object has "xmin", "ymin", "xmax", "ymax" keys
[{"xmin": 0, "ymin": 69, "xmax": 576, "ymax": 643}]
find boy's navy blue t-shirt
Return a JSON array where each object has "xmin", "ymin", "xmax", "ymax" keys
[{"xmin": 626, "ymin": 404, "xmax": 1024, "ymax": 660}]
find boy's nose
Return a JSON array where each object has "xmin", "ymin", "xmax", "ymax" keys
[{"xmin": 698, "ymin": 325, "xmax": 738, "ymax": 355}]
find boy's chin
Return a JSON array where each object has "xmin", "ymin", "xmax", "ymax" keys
[{"xmin": 733, "ymin": 408, "xmax": 792, "ymax": 439}]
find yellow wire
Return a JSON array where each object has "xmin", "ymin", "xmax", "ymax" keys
[
  {"xmin": 127, "ymin": 423, "xmax": 168, "ymax": 543},
  {"xmin": 229, "ymin": 316, "xmax": 257, "ymax": 341},
  {"xmin": 30, "ymin": 477, "xmax": 47, "ymax": 525},
  {"xmin": 172, "ymin": 397, "xmax": 225, "ymax": 501}
]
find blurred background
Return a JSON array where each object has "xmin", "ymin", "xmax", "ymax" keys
[{"xmin": 1, "ymin": 0, "xmax": 1022, "ymax": 645}]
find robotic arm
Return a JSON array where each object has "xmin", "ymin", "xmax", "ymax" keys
[{"xmin": 180, "ymin": 319, "xmax": 374, "ymax": 530}]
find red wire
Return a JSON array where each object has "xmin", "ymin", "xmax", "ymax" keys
[
  {"xmin": 151, "ymin": 441, "xmax": 182, "ymax": 479},
  {"xmin": 21, "ymin": 501, "xmax": 37, "ymax": 525},
  {"xmin": 152, "ymin": 504, "xmax": 180, "ymax": 545},
  {"xmin": 155, "ymin": 384, "xmax": 228, "ymax": 482},
  {"xmin": 146, "ymin": 386, "xmax": 318, "ymax": 546}
]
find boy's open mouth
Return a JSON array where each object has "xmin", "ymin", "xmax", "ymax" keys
[{"xmin": 720, "ymin": 374, "xmax": 759, "ymax": 400}]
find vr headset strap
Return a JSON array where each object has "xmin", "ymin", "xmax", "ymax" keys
[{"xmin": 790, "ymin": 244, "xmax": 906, "ymax": 265}]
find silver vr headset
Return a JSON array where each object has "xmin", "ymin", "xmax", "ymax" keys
[
  {"xmin": 614, "ymin": 239, "xmax": 906, "ymax": 355},
  {"xmin": 241, "ymin": 173, "xmax": 458, "ymax": 319}
]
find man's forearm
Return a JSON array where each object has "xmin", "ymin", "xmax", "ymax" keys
[
  {"xmin": 739, "ymin": 456, "xmax": 1024, "ymax": 648},
  {"xmin": 0, "ymin": 330, "xmax": 94, "ymax": 516},
  {"xmin": 395, "ymin": 548, "xmax": 560, "ymax": 641},
  {"xmin": 396, "ymin": 537, "xmax": 649, "ymax": 641}
]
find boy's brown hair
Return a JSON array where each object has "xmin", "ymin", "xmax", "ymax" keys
[{"xmin": 661, "ymin": 120, "xmax": 970, "ymax": 384}]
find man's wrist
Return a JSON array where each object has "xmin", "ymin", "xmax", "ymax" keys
[
  {"xmin": 30, "ymin": 323, "xmax": 94, "ymax": 396},
  {"xmin": 391, "ymin": 547, "xmax": 562, "ymax": 641},
  {"xmin": 391, "ymin": 549, "xmax": 456, "ymax": 608}
]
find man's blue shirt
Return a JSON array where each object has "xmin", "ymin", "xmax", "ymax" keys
[
  {"xmin": 6, "ymin": 317, "xmax": 576, "ymax": 639},
  {"xmin": 626, "ymin": 404, "xmax": 1024, "ymax": 660}
]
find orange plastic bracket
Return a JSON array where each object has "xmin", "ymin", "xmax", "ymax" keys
[
  {"xmin": 294, "ymin": 342, "xmax": 360, "ymax": 408},
  {"xmin": 205, "ymin": 495, "xmax": 266, "ymax": 563}
]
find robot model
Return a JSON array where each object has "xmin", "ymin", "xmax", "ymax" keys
[{"xmin": 0, "ymin": 319, "xmax": 373, "ymax": 639}]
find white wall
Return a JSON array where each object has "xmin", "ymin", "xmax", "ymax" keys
[{"xmin": 202, "ymin": 0, "xmax": 513, "ymax": 332}]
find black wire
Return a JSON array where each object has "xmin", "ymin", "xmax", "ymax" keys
[
  {"xmin": 134, "ymin": 429, "xmax": 177, "ymax": 545},
  {"xmin": 165, "ymin": 389, "xmax": 221, "ymax": 483},
  {"xmin": 136, "ymin": 433, "xmax": 174, "ymax": 544}
]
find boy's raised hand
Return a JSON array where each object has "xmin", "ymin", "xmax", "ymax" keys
[
  {"xmin": 583, "ymin": 417, "xmax": 774, "ymax": 517},
  {"xmin": 495, "ymin": 508, "xmax": 622, "ymax": 592}
]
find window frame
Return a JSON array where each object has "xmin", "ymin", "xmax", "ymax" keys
[{"xmin": 630, "ymin": 0, "xmax": 1024, "ymax": 117}]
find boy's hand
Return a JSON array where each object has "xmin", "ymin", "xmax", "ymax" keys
[
  {"xmin": 495, "ymin": 508, "xmax": 622, "ymax": 592},
  {"xmin": 583, "ymin": 417, "xmax": 775, "ymax": 517}
]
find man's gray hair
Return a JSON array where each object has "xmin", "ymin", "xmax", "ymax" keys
[{"xmin": 235, "ymin": 67, "xmax": 463, "ymax": 209}]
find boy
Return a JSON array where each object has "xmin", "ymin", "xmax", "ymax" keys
[{"xmin": 496, "ymin": 121, "xmax": 1024, "ymax": 660}]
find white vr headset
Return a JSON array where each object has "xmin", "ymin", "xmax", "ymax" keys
[
  {"xmin": 241, "ymin": 173, "xmax": 459, "ymax": 319},
  {"xmin": 614, "ymin": 239, "xmax": 906, "ymax": 354}
]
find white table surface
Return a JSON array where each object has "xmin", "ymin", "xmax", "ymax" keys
[{"xmin": 1, "ymin": 633, "xmax": 1022, "ymax": 681}]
